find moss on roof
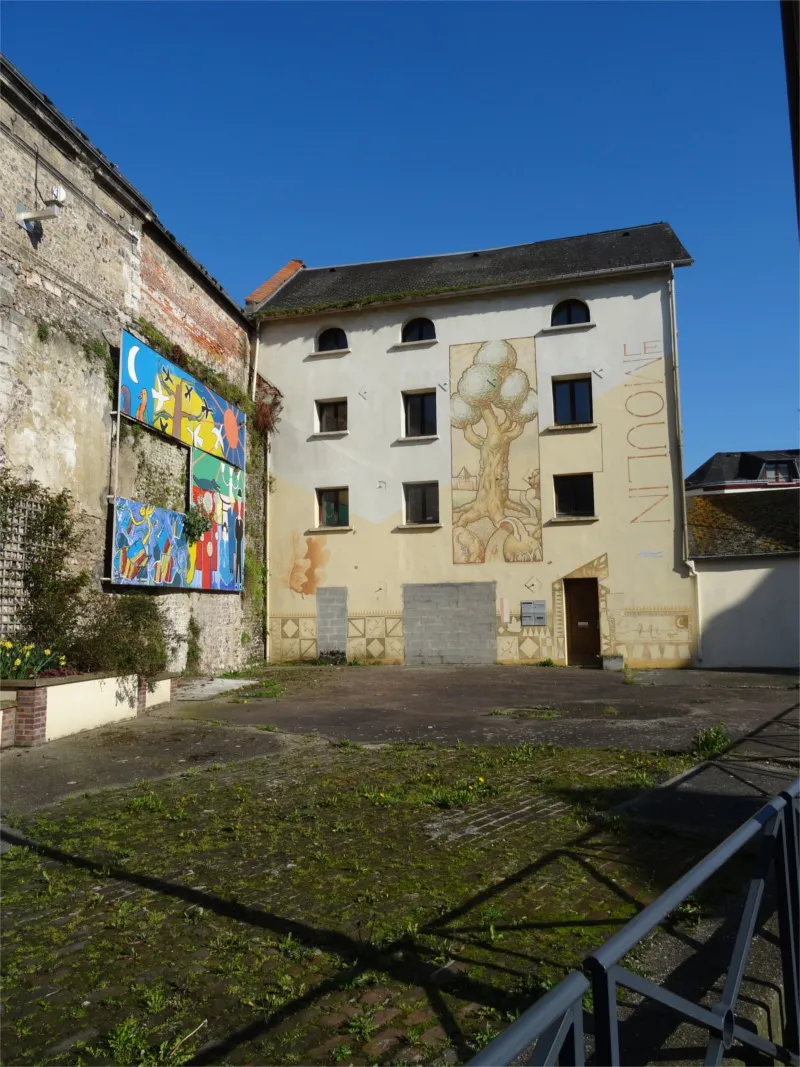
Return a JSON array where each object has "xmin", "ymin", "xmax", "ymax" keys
[{"xmin": 687, "ymin": 490, "xmax": 799, "ymax": 558}]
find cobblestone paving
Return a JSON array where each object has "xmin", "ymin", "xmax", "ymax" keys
[{"xmin": 1, "ymin": 740, "xmax": 703, "ymax": 1066}]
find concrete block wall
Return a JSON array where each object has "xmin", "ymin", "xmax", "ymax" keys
[
  {"xmin": 403, "ymin": 582, "xmax": 497, "ymax": 665},
  {"xmin": 316, "ymin": 587, "xmax": 348, "ymax": 654}
]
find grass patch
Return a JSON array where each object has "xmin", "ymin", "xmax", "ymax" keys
[
  {"xmin": 692, "ymin": 723, "xmax": 731, "ymax": 760},
  {"xmin": 231, "ymin": 679, "xmax": 286, "ymax": 702},
  {"xmin": 621, "ymin": 666, "xmax": 639, "ymax": 685},
  {"xmin": 1, "ymin": 740, "xmax": 702, "ymax": 1066},
  {"xmin": 489, "ymin": 706, "xmax": 561, "ymax": 720}
]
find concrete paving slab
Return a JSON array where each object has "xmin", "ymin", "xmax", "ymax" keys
[{"xmin": 175, "ymin": 677, "xmax": 257, "ymax": 701}]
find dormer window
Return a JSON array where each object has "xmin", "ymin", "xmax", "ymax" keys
[
  {"xmin": 551, "ymin": 299, "xmax": 590, "ymax": 327},
  {"xmin": 402, "ymin": 317, "xmax": 436, "ymax": 343},
  {"xmin": 762, "ymin": 461, "xmax": 796, "ymax": 482},
  {"xmin": 317, "ymin": 327, "xmax": 348, "ymax": 352}
]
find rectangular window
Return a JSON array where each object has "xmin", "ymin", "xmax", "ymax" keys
[
  {"xmin": 317, "ymin": 487, "xmax": 349, "ymax": 527},
  {"xmin": 404, "ymin": 481, "xmax": 440, "ymax": 524},
  {"xmin": 403, "ymin": 391, "xmax": 437, "ymax": 437},
  {"xmin": 316, "ymin": 399, "xmax": 348, "ymax": 433},
  {"xmin": 553, "ymin": 377, "xmax": 593, "ymax": 425},
  {"xmin": 763, "ymin": 462, "xmax": 794, "ymax": 482},
  {"xmin": 554, "ymin": 474, "xmax": 595, "ymax": 517}
]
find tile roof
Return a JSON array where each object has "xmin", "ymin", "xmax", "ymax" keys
[
  {"xmin": 253, "ymin": 223, "xmax": 691, "ymax": 316},
  {"xmin": 686, "ymin": 450, "xmax": 800, "ymax": 488},
  {"xmin": 687, "ymin": 490, "xmax": 799, "ymax": 558}
]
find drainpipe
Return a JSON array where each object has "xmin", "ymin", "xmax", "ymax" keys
[
  {"xmin": 686, "ymin": 559, "xmax": 703, "ymax": 663},
  {"xmin": 668, "ymin": 266, "xmax": 700, "ymax": 662},
  {"xmin": 251, "ymin": 322, "xmax": 270, "ymax": 662}
]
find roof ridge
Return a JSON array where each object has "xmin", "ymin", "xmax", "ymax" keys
[{"xmin": 301, "ymin": 223, "xmax": 670, "ymax": 274}]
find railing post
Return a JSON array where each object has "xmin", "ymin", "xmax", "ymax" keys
[
  {"xmin": 587, "ymin": 961, "xmax": 619, "ymax": 1066},
  {"xmin": 558, "ymin": 1001, "xmax": 585, "ymax": 1066},
  {"xmin": 776, "ymin": 797, "xmax": 800, "ymax": 1055}
]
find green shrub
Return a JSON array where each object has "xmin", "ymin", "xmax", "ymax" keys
[
  {"xmin": 183, "ymin": 505, "xmax": 212, "ymax": 545},
  {"xmin": 1, "ymin": 476, "xmax": 171, "ymax": 682},
  {"xmin": 70, "ymin": 593, "xmax": 169, "ymax": 681},
  {"xmin": 185, "ymin": 614, "xmax": 202, "ymax": 675},
  {"xmin": 692, "ymin": 723, "xmax": 731, "ymax": 760}
]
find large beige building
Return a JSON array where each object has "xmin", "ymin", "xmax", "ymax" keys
[{"xmin": 251, "ymin": 225, "xmax": 696, "ymax": 668}]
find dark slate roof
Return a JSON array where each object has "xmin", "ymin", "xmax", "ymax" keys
[
  {"xmin": 685, "ymin": 450, "xmax": 800, "ymax": 488},
  {"xmin": 687, "ymin": 490, "xmax": 799, "ymax": 558},
  {"xmin": 255, "ymin": 223, "xmax": 691, "ymax": 315}
]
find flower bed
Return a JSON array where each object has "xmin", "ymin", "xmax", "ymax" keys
[{"xmin": 0, "ymin": 672, "xmax": 176, "ymax": 747}]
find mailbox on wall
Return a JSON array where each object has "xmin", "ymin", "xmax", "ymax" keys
[{"xmin": 521, "ymin": 600, "xmax": 547, "ymax": 627}]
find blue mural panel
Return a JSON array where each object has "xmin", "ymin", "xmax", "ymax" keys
[
  {"xmin": 112, "ymin": 498, "xmax": 191, "ymax": 587},
  {"xmin": 119, "ymin": 330, "xmax": 247, "ymax": 469}
]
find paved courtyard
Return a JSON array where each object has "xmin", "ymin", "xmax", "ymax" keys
[{"xmin": 0, "ymin": 665, "xmax": 797, "ymax": 1066}]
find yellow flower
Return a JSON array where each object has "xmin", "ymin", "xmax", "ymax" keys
[
  {"xmin": 379, "ymin": 793, "xmax": 385, "ymax": 798},
  {"xmin": 478, "ymin": 777, "xmax": 485, "ymax": 783},
  {"xmin": 44, "ymin": 649, "xmax": 52, "ymax": 655},
  {"xmin": 14, "ymin": 658, "xmax": 21, "ymax": 667},
  {"xmin": 59, "ymin": 657, "xmax": 66, "ymax": 666}
]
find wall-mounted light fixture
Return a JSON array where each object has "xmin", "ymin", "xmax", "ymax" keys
[{"xmin": 16, "ymin": 185, "xmax": 67, "ymax": 229}]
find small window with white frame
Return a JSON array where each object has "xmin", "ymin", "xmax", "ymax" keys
[
  {"xmin": 404, "ymin": 481, "xmax": 439, "ymax": 525},
  {"xmin": 316, "ymin": 398, "xmax": 347, "ymax": 433},
  {"xmin": 401, "ymin": 317, "xmax": 436, "ymax": 343},
  {"xmin": 317, "ymin": 327, "xmax": 348, "ymax": 352},
  {"xmin": 551, "ymin": 299, "xmax": 590, "ymax": 327},
  {"xmin": 403, "ymin": 391, "xmax": 437, "ymax": 437},
  {"xmin": 317, "ymin": 487, "xmax": 349, "ymax": 527}
]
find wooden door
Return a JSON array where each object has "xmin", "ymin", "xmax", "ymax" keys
[{"xmin": 564, "ymin": 578, "xmax": 601, "ymax": 667}]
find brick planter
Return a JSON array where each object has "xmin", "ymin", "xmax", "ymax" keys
[{"xmin": 0, "ymin": 672, "xmax": 177, "ymax": 747}]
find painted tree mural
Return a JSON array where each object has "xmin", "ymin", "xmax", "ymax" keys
[{"xmin": 450, "ymin": 339, "xmax": 542, "ymax": 564}]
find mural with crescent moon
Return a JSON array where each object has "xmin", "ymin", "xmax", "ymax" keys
[{"xmin": 119, "ymin": 330, "xmax": 246, "ymax": 469}]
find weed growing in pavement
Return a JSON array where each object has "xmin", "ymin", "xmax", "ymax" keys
[
  {"xmin": 603, "ymin": 705, "xmax": 620, "ymax": 715},
  {"xmin": 667, "ymin": 894, "xmax": 703, "ymax": 927},
  {"xmin": 535, "ymin": 658, "xmax": 556, "ymax": 667},
  {"xmin": 256, "ymin": 723, "xmax": 279, "ymax": 731},
  {"xmin": 692, "ymin": 723, "xmax": 731, "ymax": 760},
  {"xmin": 621, "ymin": 665, "xmax": 639, "ymax": 685}
]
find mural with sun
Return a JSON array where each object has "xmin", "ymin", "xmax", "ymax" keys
[
  {"xmin": 112, "ymin": 329, "xmax": 247, "ymax": 591},
  {"xmin": 119, "ymin": 330, "xmax": 246, "ymax": 468}
]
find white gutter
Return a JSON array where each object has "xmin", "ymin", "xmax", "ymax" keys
[{"xmin": 668, "ymin": 265, "xmax": 700, "ymax": 662}]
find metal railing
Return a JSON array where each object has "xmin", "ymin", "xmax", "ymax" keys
[{"xmin": 469, "ymin": 779, "xmax": 800, "ymax": 1067}]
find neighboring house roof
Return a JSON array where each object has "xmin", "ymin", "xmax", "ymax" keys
[
  {"xmin": 685, "ymin": 450, "xmax": 800, "ymax": 488},
  {"xmin": 1, "ymin": 55, "xmax": 250, "ymax": 329},
  {"xmin": 251, "ymin": 222, "xmax": 692, "ymax": 318},
  {"xmin": 687, "ymin": 490, "xmax": 799, "ymax": 558}
]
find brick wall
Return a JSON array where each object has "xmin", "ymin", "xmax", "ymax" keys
[{"xmin": 140, "ymin": 231, "xmax": 251, "ymax": 390}]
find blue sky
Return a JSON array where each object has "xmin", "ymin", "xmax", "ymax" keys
[{"xmin": 4, "ymin": 1, "xmax": 797, "ymax": 470}]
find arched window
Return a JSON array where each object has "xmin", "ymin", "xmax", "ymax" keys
[
  {"xmin": 402, "ymin": 317, "xmax": 436, "ymax": 343},
  {"xmin": 551, "ymin": 299, "xmax": 590, "ymax": 327},
  {"xmin": 317, "ymin": 327, "xmax": 348, "ymax": 352}
]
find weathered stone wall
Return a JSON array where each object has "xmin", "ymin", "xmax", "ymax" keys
[{"xmin": 0, "ymin": 74, "xmax": 267, "ymax": 674}]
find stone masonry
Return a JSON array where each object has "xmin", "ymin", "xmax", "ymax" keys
[{"xmin": 0, "ymin": 57, "xmax": 271, "ymax": 674}]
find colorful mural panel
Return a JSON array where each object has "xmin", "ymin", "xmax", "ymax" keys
[
  {"xmin": 119, "ymin": 330, "xmax": 247, "ymax": 469},
  {"xmin": 112, "ymin": 498, "xmax": 190, "ymax": 587},
  {"xmin": 191, "ymin": 452, "xmax": 245, "ymax": 591},
  {"xmin": 450, "ymin": 337, "xmax": 542, "ymax": 564}
]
